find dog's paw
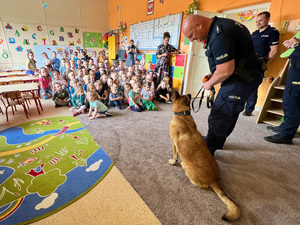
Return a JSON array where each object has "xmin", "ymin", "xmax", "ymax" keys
[{"xmin": 169, "ymin": 159, "xmax": 176, "ymax": 165}]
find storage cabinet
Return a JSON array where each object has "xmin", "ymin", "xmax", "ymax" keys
[{"xmin": 169, "ymin": 54, "xmax": 187, "ymax": 93}]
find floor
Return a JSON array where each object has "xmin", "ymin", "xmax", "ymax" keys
[{"xmin": 0, "ymin": 99, "xmax": 161, "ymax": 225}]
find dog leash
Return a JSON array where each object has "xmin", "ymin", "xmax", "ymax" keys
[{"xmin": 191, "ymin": 87, "xmax": 215, "ymax": 113}]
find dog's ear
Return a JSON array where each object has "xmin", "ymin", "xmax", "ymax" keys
[
  {"xmin": 174, "ymin": 91, "xmax": 180, "ymax": 101},
  {"xmin": 187, "ymin": 94, "xmax": 192, "ymax": 100},
  {"xmin": 182, "ymin": 95, "xmax": 191, "ymax": 106}
]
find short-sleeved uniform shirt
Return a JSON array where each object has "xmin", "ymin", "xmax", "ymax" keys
[
  {"xmin": 90, "ymin": 100, "xmax": 108, "ymax": 112},
  {"xmin": 205, "ymin": 17, "xmax": 261, "ymax": 75},
  {"xmin": 251, "ymin": 25, "xmax": 280, "ymax": 58}
]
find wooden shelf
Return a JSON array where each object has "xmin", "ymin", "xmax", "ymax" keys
[
  {"xmin": 261, "ymin": 117, "xmax": 282, "ymax": 127},
  {"xmin": 266, "ymin": 108, "xmax": 284, "ymax": 116},
  {"xmin": 270, "ymin": 97, "xmax": 283, "ymax": 103}
]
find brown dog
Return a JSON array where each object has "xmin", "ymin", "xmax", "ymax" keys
[{"xmin": 169, "ymin": 91, "xmax": 240, "ymax": 221}]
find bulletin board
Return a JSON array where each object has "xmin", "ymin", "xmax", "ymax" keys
[
  {"xmin": 129, "ymin": 13, "xmax": 182, "ymax": 50},
  {"xmin": 0, "ymin": 21, "xmax": 83, "ymax": 69},
  {"xmin": 33, "ymin": 45, "xmax": 72, "ymax": 68},
  {"xmin": 83, "ymin": 32, "xmax": 103, "ymax": 48}
]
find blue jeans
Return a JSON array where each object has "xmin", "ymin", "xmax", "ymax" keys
[{"xmin": 40, "ymin": 86, "xmax": 53, "ymax": 99}]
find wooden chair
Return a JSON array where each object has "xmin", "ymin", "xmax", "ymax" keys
[{"xmin": 1, "ymin": 91, "xmax": 29, "ymax": 122}]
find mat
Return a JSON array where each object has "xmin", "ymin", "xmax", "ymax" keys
[{"xmin": 0, "ymin": 116, "xmax": 113, "ymax": 225}]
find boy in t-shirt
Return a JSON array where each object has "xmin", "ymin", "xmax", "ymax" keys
[
  {"xmin": 51, "ymin": 51, "xmax": 60, "ymax": 71},
  {"xmin": 155, "ymin": 80, "xmax": 172, "ymax": 103},
  {"xmin": 52, "ymin": 82, "xmax": 71, "ymax": 107}
]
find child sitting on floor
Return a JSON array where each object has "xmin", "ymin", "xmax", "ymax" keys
[
  {"xmin": 128, "ymin": 83, "xmax": 146, "ymax": 112},
  {"xmin": 155, "ymin": 80, "xmax": 172, "ymax": 103},
  {"xmin": 51, "ymin": 70, "xmax": 66, "ymax": 89},
  {"xmin": 141, "ymin": 81, "xmax": 158, "ymax": 111},
  {"xmin": 39, "ymin": 67, "xmax": 53, "ymax": 99},
  {"xmin": 123, "ymin": 83, "xmax": 131, "ymax": 106},
  {"xmin": 76, "ymin": 69, "xmax": 84, "ymax": 85},
  {"xmin": 95, "ymin": 80, "xmax": 109, "ymax": 105},
  {"xmin": 70, "ymin": 85, "xmax": 86, "ymax": 116},
  {"xmin": 86, "ymin": 91, "xmax": 112, "ymax": 119},
  {"xmin": 109, "ymin": 84, "xmax": 123, "ymax": 110},
  {"xmin": 69, "ymin": 79, "xmax": 79, "ymax": 97},
  {"xmin": 52, "ymin": 82, "xmax": 71, "ymax": 107}
]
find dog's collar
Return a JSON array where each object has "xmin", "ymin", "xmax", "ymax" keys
[{"xmin": 174, "ymin": 110, "xmax": 191, "ymax": 116}]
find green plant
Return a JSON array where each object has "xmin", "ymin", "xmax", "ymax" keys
[{"xmin": 184, "ymin": 0, "xmax": 201, "ymax": 18}]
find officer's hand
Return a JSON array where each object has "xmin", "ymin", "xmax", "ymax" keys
[
  {"xmin": 283, "ymin": 40, "xmax": 294, "ymax": 49},
  {"xmin": 202, "ymin": 82, "xmax": 213, "ymax": 90}
]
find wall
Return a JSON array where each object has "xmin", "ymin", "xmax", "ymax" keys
[
  {"xmin": 0, "ymin": 0, "xmax": 110, "ymax": 70},
  {"xmin": 109, "ymin": 0, "xmax": 300, "ymax": 108}
]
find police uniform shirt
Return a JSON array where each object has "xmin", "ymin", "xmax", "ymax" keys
[
  {"xmin": 251, "ymin": 25, "xmax": 280, "ymax": 58},
  {"xmin": 205, "ymin": 17, "xmax": 261, "ymax": 75}
]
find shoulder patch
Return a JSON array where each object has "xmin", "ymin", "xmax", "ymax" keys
[{"xmin": 216, "ymin": 53, "xmax": 228, "ymax": 61}]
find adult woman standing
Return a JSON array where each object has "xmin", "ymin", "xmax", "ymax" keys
[
  {"xmin": 126, "ymin": 39, "xmax": 137, "ymax": 67},
  {"xmin": 155, "ymin": 32, "xmax": 179, "ymax": 76}
]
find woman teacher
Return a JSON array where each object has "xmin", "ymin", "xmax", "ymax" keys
[
  {"xmin": 155, "ymin": 32, "xmax": 179, "ymax": 78},
  {"xmin": 126, "ymin": 39, "xmax": 137, "ymax": 67}
]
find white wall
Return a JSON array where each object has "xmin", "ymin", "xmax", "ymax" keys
[{"xmin": 0, "ymin": 0, "xmax": 110, "ymax": 70}]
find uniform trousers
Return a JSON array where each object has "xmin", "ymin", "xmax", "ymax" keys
[
  {"xmin": 206, "ymin": 73, "xmax": 263, "ymax": 155},
  {"xmin": 279, "ymin": 60, "xmax": 300, "ymax": 139}
]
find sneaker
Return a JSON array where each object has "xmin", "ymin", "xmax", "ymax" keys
[
  {"xmin": 147, "ymin": 105, "xmax": 152, "ymax": 111},
  {"xmin": 105, "ymin": 112, "xmax": 112, "ymax": 117},
  {"xmin": 266, "ymin": 125, "xmax": 281, "ymax": 133},
  {"xmin": 116, "ymin": 105, "xmax": 121, "ymax": 110},
  {"xmin": 127, "ymin": 106, "xmax": 131, "ymax": 110},
  {"xmin": 166, "ymin": 101, "xmax": 172, "ymax": 104},
  {"xmin": 264, "ymin": 134, "xmax": 293, "ymax": 144},
  {"xmin": 152, "ymin": 106, "xmax": 158, "ymax": 111},
  {"xmin": 72, "ymin": 111, "xmax": 78, "ymax": 117},
  {"xmin": 242, "ymin": 111, "xmax": 252, "ymax": 116}
]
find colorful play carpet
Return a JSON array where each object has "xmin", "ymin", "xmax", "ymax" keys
[{"xmin": 0, "ymin": 116, "xmax": 113, "ymax": 225}]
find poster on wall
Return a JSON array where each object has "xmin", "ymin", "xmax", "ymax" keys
[
  {"xmin": 147, "ymin": 0, "xmax": 154, "ymax": 15},
  {"xmin": 83, "ymin": 32, "xmax": 103, "ymax": 48},
  {"xmin": 33, "ymin": 45, "xmax": 70, "ymax": 68}
]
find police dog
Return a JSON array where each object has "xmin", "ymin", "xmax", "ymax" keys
[{"xmin": 169, "ymin": 91, "xmax": 240, "ymax": 221}]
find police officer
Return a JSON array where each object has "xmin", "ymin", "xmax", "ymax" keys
[
  {"xmin": 264, "ymin": 36, "xmax": 300, "ymax": 144},
  {"xmin": 182, "ymin": 15, "xmax": 263, "ymax": 155},
  {"xmin": 243, "ymin": 11, "xmax": 279, "ymax": 116}
]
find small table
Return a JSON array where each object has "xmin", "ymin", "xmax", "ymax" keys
[
  {"xmin": 0, "ymin": 72, "xmax": 28, "ymax": 77},
  {"xmin": 0, "ymin": 83, "xmax": 43, "ymax": 115},
  {"xmin": 0, "ymin": 76, "xmax": 39, "ymax": 84}
]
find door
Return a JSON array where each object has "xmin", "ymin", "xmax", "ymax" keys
[{"xmin": 182, "ymin": 10, "xmax": 224, "ymax": 97}]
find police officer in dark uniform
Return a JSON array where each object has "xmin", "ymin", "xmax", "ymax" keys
[
  {"xmin": 264, "ymin": 36, "xmax": 300, "ymax": 144},
  {"xmin": 243, "ymin": 11, "xmax": 279, "ymax": 116},
  {"xmin": 182, "ymin": 15, "xmax": 264, "ymax": 155}
]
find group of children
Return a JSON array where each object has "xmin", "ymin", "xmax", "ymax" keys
[{"xmin": 26, "ymin": 49, "xmax": 172, "ymax": 119}]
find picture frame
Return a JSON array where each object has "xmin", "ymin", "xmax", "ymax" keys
[{"xmin": 147, "ymin": 0, "xmax": 154, "ymax": 16}]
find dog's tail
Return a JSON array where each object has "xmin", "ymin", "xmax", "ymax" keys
[{"xmin": 210, "ymin": 182, "xmax": 240, "ymax": 221}]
